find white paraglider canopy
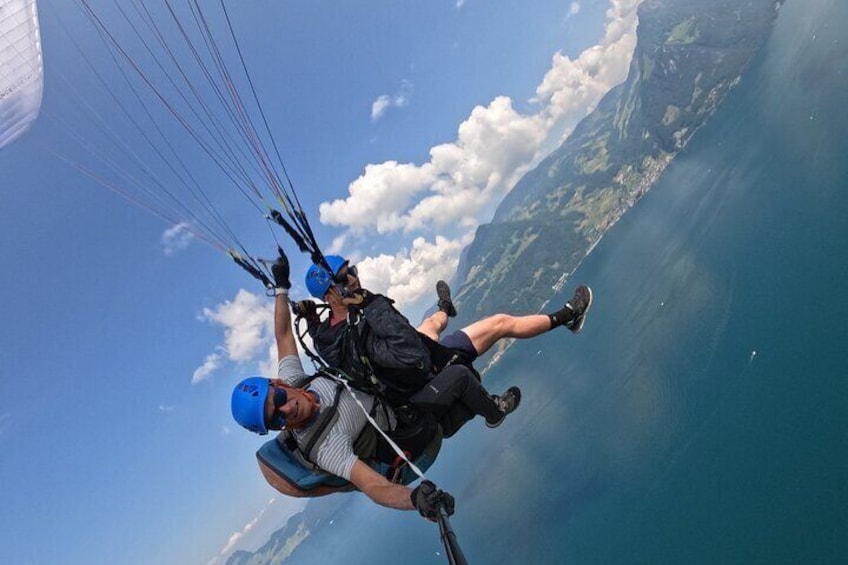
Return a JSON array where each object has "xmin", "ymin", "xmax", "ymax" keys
[{"xmin": 0, "ymin": 0, "xmax": 44, "ymax": 149}]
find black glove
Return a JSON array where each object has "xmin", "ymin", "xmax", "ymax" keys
[
  {"xmin": 410, "ymin": 480, "xmax": 455, "ymax": 521},
  {"xmin": 271, "ymin": 252, "xmax": 291, "ymax": 290},
  {"xmin": 292, "ymin": 299, "xmax": 318, "ymax": 320}
]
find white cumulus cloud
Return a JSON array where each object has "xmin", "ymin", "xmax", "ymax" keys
[
  {"xmin": 321, "ymin": 160, "xmax": 436, "ymax": 234},
  {"xmin": 318, "ymin": 0, "xmax": 642, "ymax": 307},
  {"xmin": 200, "ymin": 290, "xmax": 274, "ymax": 363},
  {"xmin": 322, "ymin": 97, "xmax": 546, "ymax": 235},
  {"xmin": 327, "ymin": 233, "xmax": 348, "ymax": 255},
  {"xmin": 161, "ymin": 222, "xmax": 195, "ymax": 255},
  {"xmin": 357, "ymin": 235, "xmax": 468, "ymax": 309},
  {"xmin": 533, "ymin": 0, "xmax": 640, "ymax": 149},
  {"xmin": 191, "ymin": 290, "xmax": 275, "ymax": 384},
  {"xmin": 192, "ymin": 351, "xmax": 223, "ymax": 384},
  {"xmin": 371, "ymin": 80, "xmax": 414, "ymax": 121},
  {"xmin": 192, "ymin": 290, "xmax": 319, "ymax": 384}
]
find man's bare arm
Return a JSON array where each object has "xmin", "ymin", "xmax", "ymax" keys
[
  {"xmin": 275, "ymin": 295, "xmax": 298, "ymax": 360},
  {"xmin": 349, "ymin": 459, "xmax": 415, "ymax": 511}
]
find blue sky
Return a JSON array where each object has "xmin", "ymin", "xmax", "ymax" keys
[{"xmin": 0, "ymin": 1, "xmax": 641, "ymax": 563}]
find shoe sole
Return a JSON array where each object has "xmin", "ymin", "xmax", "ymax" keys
[
  {"xmin": 486, "ymin": 387, "xmax": 521, "ymax": 428},
  {"xmin": 486, "ymin": 415, "xmax": 505, "ymax": 428},
  {"xmin": 569, "ymin": 286, "xmax": 593, "ymax": 334},
  {"xmin": 436, "ymin": 280, "xmax": 451, "ymax": 300},
  {"xmin": 436, "ymin": 280, "xmax": 457, "ymax": 317}
]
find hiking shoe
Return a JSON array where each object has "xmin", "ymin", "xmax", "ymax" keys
[
  {"xmin": 436, "ymin": 280, "xmax": 457, "ymax": 318},
  {"xmin": 486, "ymin": 386, "xmax": 522, "ymax": 428},
  {"xmin": 564, "ymin": 285, "xmax": 593, "ymax": 334}
]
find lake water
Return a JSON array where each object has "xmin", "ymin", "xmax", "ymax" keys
[{"xmin": 279, "ymin": 1, "xmax": 848, "ymax": 563}]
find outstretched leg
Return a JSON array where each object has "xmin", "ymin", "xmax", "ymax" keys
[
  {"xmin": 417, "ymin": 311, "xmax": 449, "ymax": 341},
  {"xmin": 460, "ymin": 285, "xmax": 593, "ymax": 356},
  {"xmin": 460, "ymin": 313, "xmax": 552, "ymax": 356},
  {"xmin": 416, "ymin": 280, "xmax": 458, "ymax": 341},
  {"xmin": 409, "ymin": 364, "xmax": 520, "ymax": 436}
]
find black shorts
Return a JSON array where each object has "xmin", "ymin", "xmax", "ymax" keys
[{"xmin": 439, "ymin": 330, "xmax": 478, "ymax": 362}]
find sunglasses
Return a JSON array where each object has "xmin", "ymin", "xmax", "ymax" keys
[
  {"xmin": 267, "ymin": 386, "xmax": 288, "ymax": 430},
  {"xmin": 333, "ymin": 264, "xmax": 358, "ymax": 283}
]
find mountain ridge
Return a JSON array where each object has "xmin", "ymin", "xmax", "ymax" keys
[{"xmin": 451, "ymin": 0, "xmax": 784, "ymax": 354}]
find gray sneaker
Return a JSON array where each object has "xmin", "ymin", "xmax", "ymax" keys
[
  {"xmin": 486, "ymin": 386, "xmax": 522, "ymax": 428},
  {"xmin": 436, "ymin": 280, "xmax": 457, "ymax": 318},
  {"xmin": 564, "ymin": 285, "xmax": 593, "ymax": 334}
]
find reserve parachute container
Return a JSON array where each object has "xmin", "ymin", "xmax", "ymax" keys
[{"xmin": 0, "ymin": 0, "xmax": 44, "ymax": 149}]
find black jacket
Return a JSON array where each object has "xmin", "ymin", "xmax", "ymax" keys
[{"xmin": 308, "ymin": 294, "xmax": 433, "ymax": 405}]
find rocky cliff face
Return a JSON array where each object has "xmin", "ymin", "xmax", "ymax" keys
[{"xmin": 451, "ymin": 0, "xmax": 783, "ymax": 349}]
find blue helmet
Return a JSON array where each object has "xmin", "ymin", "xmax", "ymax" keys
[
  {"xmin": 231, "ymin": 376, "xmax": 270, "ymax": 435},
  {"xmin": 305, "ymin": 255, "xmax": 348, "ymax": 298}
]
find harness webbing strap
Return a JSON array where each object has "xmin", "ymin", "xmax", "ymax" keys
[
  {"xmin": 302, "ymin": 382, "xmax": 345, "ymax": 461},
  {"xmin": 292, "ymin": 309, "xmax": 426, "ymax": 481},
  {"xmin": 319, "ymin": 369, "xmax": 427, "ymax": 481}
]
